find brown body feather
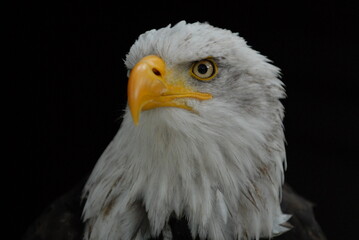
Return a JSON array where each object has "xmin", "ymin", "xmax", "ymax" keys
[{"xmin": 23, "ymin": 179, "xmax": 326, "ymax": 240}]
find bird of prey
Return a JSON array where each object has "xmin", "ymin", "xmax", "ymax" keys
[
  {"xmin": 82, "ymin": 21, "xmax": 290, "ymax": 240},
  {"xmin": 22, "ymin": 21, "xmax": 327, "ymax": 240}
]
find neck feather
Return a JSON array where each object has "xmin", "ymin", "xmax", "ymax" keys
[{"xmin": 83, "ymin": 103, "xmax": 288, "ymax": 240}]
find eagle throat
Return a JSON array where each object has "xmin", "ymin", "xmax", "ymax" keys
[{"xmin": 82, "ymin": 104, "xmax": 289, "ymax": 240}]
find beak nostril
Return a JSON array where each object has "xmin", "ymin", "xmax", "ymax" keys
[{"xmin": 152, "ymin": 68, "xmax": 161, "ymax": 76}]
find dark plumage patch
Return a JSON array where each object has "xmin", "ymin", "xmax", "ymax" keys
[
  {"xmin": 168, "ymin": 216, "xmax": 199, "ymax": 240},
  {"xmin": 22, "ymin": 179, "xmax": 326, "ymax": 240}
]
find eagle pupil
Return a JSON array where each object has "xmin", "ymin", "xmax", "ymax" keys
[{"xmin": 197, "ymin": 64, "xmax": 208, "ymax": 74}]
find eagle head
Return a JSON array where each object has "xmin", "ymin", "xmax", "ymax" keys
[{"xmin": 82, "ymin": 21, "xmax": 289, "ymax": 240}]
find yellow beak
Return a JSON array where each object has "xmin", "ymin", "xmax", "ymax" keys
[{"xmin": 127, "ymin": 55, "xmax": 212, "ymax": 125}]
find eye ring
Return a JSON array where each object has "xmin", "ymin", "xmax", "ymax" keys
[{"xmin": 190, "ymin": 58, "xmax": 218, "ymax": 81}]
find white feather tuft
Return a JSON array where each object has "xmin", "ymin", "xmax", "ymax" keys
[{"xmin": 216, "ymin": 190, "xmax": 228, "ymax": 224}]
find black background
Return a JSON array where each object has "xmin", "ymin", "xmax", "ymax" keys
[{"xmin": 10, "ymin": 1, "xmax": 358, "ymax": 239}]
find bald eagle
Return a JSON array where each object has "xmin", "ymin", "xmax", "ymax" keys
[
  {"xmin": 82, "ymin": 21, "xmax": 290, "ymax": 240},
  {"xmin": 22, "ymin": 21, "xmax": 327, "ymax": 240}
]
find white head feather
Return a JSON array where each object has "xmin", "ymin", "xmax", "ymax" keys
[{"xmin": 82, "ymin": 21, "xmax": 290, "ymax": 240}]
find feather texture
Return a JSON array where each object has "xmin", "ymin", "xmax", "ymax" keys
[{"xmin": 82, "ymin": 21, "xmax": 289, "ymax": 240}]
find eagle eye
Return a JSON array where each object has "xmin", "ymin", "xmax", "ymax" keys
[{"xmin": 190, "ymin": 59, "xmax": 218, "ymax": 81}]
